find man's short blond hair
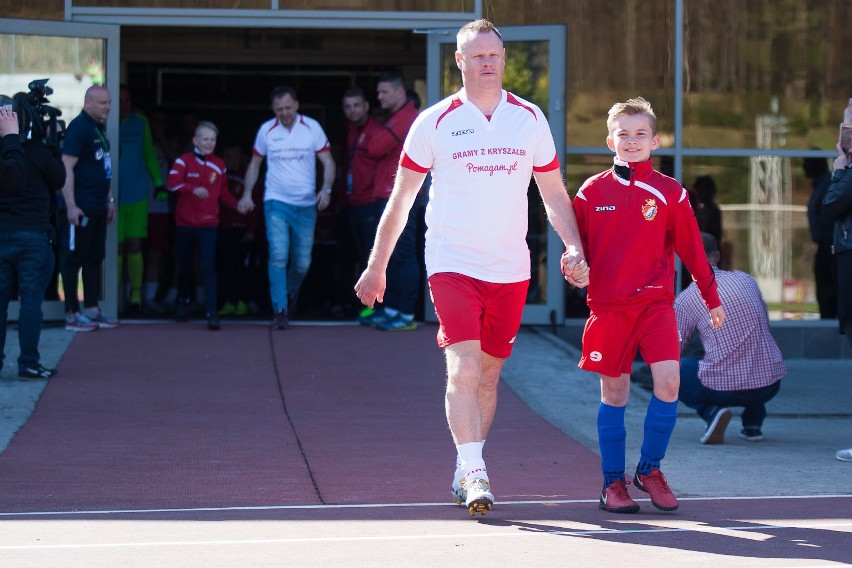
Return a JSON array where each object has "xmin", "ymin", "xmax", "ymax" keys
[
  {"xmin": 457, "ymin": 19, "xmax": 502, "ymax": 53},
  {"xmin": 606, "ymin": 97, "xmax": 657, "ymax": 135}
]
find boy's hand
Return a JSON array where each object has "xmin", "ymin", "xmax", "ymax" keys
[{"xmin": 709, "ymin": 305, "xmax": 725, "ymax": 329}]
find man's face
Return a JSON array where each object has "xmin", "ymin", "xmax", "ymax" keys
[
  {"xmin": 376, "ymin": 82, "xmax": 405, "ymax": 113},
  {"xmin": 85, "ymin": 87, "xmax": 112, "ymax": 124},
  {"xmin": 343, "ymin": 95, "xmax": 370, "ymax": 125},
  {"xmin": 606, "ymin": 113, "xmax": 659, "ymax": 163},
  {"xmin": 272, "ymin": 94, "xmax": 299, "ymax": 128},
  {"xmin": 455, "ymin": 31, "xmax": 505, "ymax": 90}
]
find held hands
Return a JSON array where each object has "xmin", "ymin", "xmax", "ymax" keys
[
  {"xmin": 561, "ymin": 247, "xmax": 590, "ymax": 289},
  {"xmin": 237, "ymin": 195, "xmax": 254, "ymax": 214},
  {"xmin": 709, "ymin": 305, "xmax": 725, "ymax": 329}
]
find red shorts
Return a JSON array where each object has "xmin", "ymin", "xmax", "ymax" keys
[
  {"xmin": 579, "ymin": 303, "xmax": 680, "ymax": 377},
  {"xmin": 428, "ymin": 272, "xmax": 529, "ymax": 359}
]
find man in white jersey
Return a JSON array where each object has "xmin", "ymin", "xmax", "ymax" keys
[
  {"xmin": 355, "ymin": 19, "xmax": 588, "ymax": 516},
  {"xmin": 238, "ymin": 85, "xmax": 335, "ymax": 330}
]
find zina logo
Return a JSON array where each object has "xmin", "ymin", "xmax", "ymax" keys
[
  {"xmin": 452, "ymin": 129, "xmax": 474, "ymax": 137},
  {"xmin": 595, "ymin": 205, "xmax": 616, "ymax": 212}
]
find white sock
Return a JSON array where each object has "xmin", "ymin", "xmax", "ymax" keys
[
  {"xmin": 456, "ymin": 439, "xmax": 485, "ymax": 471},
  {"xmin": 457, "ymin": 441, "xmax": 487, "ymax": 481}
]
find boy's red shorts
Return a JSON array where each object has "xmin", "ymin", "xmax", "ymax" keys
[
  {"xmin": 578, "ymin": 303, "xmax": 680, "ymax": 377},
  {"xmin": 428, "ymin": 272, "xmax": 528, "ymax": 359}
]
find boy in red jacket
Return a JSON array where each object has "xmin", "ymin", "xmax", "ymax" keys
[
  {"xmin": 167, "ymin": 121, "xmax": 238, "ymax": 330},
  {"xmin": 569, "ymin": 97, "xmax": 725, "ymax": 514}
]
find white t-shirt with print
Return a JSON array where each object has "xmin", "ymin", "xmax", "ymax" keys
[{"xmin": 401, "ymin": 88, "xmax": 559, "ymax": 283}]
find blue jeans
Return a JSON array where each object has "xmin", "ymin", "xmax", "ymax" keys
[
  {"xmin": 264, "ymin": 199, "xmax": 316, "ymax": 313},
  {"xmin": 0, "ymin": 230, "xmax": 54, "ymax": 372},
  {"xmin": 679, "ymin": 356, "xmax": 781, "ymax": 430}
]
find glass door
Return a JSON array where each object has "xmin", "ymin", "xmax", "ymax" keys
[
  {"xmin": 0, "ymin": 19, "xmax": 120, "ymax": 322},
  {"xmin": 426, "ymin": 25, "xmax": 567, "ymax": 324}
]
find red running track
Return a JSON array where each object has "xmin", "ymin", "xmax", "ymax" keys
[{"xmin": 0, "ymin": 324, "xmax": 601, "ymax": 514}]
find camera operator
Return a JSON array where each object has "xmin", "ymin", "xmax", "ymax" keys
[
  {"xmin": 0, "ymin": 95, "xmax": 66, "ymax": 379},
  {"xmin": 0, "ymin": 105, "xmax": 25, "ymax": 194}
]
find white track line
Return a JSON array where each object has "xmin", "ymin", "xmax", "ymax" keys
[
  {"xmin": 0, "ymin": 494, "xmax": 850, "ymax": 518},
  {"xmin": 2, "ymin": 521, "xmax": 852, "ymax": 551}
]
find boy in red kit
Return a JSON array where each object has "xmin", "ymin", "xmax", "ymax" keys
[
  {"xmin": 568, "ymin": 97, "xmax": 725, "ymax": 514},
  {"xmin": 167, "ymin": 121, "xmax": 238, "ymax": 330}
]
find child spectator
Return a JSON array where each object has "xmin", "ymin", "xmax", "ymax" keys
[{"xmin": 167, "ymin": 121, "xmax": 237, "ymax": 330}]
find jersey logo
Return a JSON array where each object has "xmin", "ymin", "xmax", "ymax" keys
[
  {"xmin": 452, "ymin": 129, "xmax": 474, "ymax": 137},
  {"xmin": 590, "ymin": 351, "xmax": 603, "ymax": 362},
  {"xmin": 595, "ymin": 205, "xmax": 616, "ymax": 212},
  {"xmin": 641, "ymin": 198, "xmax": 658, "ymax": 221}
]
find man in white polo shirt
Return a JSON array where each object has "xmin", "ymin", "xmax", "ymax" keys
[
  {"xmin": 239, "ymin": 86, "xmax": 335, "ymax": 330},
  {"xmin": 355, "ymin": 19, "xmax": 588, "ymax": 516}
]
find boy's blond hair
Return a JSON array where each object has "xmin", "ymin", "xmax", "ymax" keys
[
  {"xmin": 457, "ymin": 19, "xmax": 502, "ymax": 53},
  {"xmin": 195, "ymin": 120, "xmax": 219, "ymax": 136},
  {"xmin": 606, "ymin": 97, "xmax": 656, "ymax": 135}
]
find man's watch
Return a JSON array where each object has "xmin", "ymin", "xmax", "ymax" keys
[
  {"xmin": 108, "ymin": 196, "xmax": 115, "ymax": 204},
  {"xmin": 321, "ymin": 187, "xmax": 332, "ymax": 194}
]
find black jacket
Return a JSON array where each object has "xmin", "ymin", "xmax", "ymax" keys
[
  {"xmin": 823, "ymin": 166, "xmax": 852, "ymax": 255},
  {"xmin": 0, "ymin": 138, "xmax": 66, "ymax": 232},
  {"xmin": 0, "ymin": 133, "xmax": 25, "ymax": 196}
]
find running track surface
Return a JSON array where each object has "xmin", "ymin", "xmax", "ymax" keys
[{"xmin": 0, "ymin": 324, "xmax": 849, "ymax": 567}]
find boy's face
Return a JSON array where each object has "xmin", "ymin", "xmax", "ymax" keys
[
  {"xmin": 606, "ymin": 113, "xmax": 659, "ymax": 163},
  {"xmin": 193, "ymin": 127, "xmax": 217, "ymax": 156}
]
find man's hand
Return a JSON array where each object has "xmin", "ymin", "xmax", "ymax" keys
[
  {"xmin": 354, "ymin": 266, "xmax": 386, "ymax": 309},
  {"xmin": 316, "ymin": 189, "xmax": 331, "ymax": 211},
  {"xmin": 66, "ymin": 205, "xmax": 84, "ymax": 226},
  {"xmin": 709, "ymin": 305, "xmax": 725, "ymax": 329},
  {"xmin": 0, "ymin": 108, "xmax": 19, "ymax": 137},
  {"xmin": 154, "ymin": 186, "xmax": 169, "ymax": 201},
  {"xmin": 238, "ymin": 195, "xmax": 254, "ymax": 214}
]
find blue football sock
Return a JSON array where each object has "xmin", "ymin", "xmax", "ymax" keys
[
  {"xmin": 637, "ymin": 395, "xmax": 678, "ymax": 475},
  {"xmin": 597, "ymin": 402, "xmax": 627, "ymax": 488}
]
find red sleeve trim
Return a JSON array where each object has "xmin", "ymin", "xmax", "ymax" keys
[
  {"xmin": 435, "ymin": 96, "xmax": 463, "ymax": 129},
  {"xmin": 400, "ymin": 151, "xmax": 429, "ymax": 173},
  {"xmin": 316, "ymin": 144, "xmax": 331, "ymax": 154},
  {"xmin": 252, "ymin": 148, "xmax": 266, "ymax": 158},
  {"xmin": 506, "ymin": 92, "xmax": 538, "ymax": 120},
  {"xmin": 532, "ymin": 154, "xmax": 560, "ymax": 172}
]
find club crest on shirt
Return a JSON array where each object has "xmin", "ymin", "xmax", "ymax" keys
[
  {"xmin": 641, "ymin": 198, "xmax": 658, "ymax": 221},
  {"xmin": 209, "ymin": 172, "xmax": 218, "ymax": 185}
]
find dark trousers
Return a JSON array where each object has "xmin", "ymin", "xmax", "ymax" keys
[
  {"xmin": 176, "ymin": 226, "xmax": 218, "ymax": 316},
  {"xmin": 814, "ymin": 241, "xmax": 837, "ymax": 319},
  {"xmin": 380, "ymin": 197, "xmax": 421, "ymax": 315},
  {"xmin": 59, "ymin": 209, "xmax": 107, "ymax": 313},
  {"xmin": 0, "ymin": 230, "xmax": 53, "ymax": 371},
  {"xmin": 679, "ymin": 356, "xmax": 781, "ymax": 429}
]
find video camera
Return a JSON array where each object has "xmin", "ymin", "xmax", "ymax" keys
[{"xmin": 0, "ymin": 78, "xmax": 65, "ymax": 149}]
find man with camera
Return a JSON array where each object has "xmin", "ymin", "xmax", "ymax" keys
[
  {"xmin": 0, "ymin": 99, "xmax": 66, "ymax": 379},
  {"xmin": 59, "ymin": 85, "xmax": 119, "ymax": 331}
]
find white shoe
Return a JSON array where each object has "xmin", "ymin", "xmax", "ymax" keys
[
  {"xmin": 464, "ymin": 478, "xmax": 494, "ymax": 516},
  {"xmin": 451, "ymin": 466, "xmax": 465, "ymax": 505},
  {"xmin": 836, "ymin": 448, "xmax": 852, "ymax": 462}
]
